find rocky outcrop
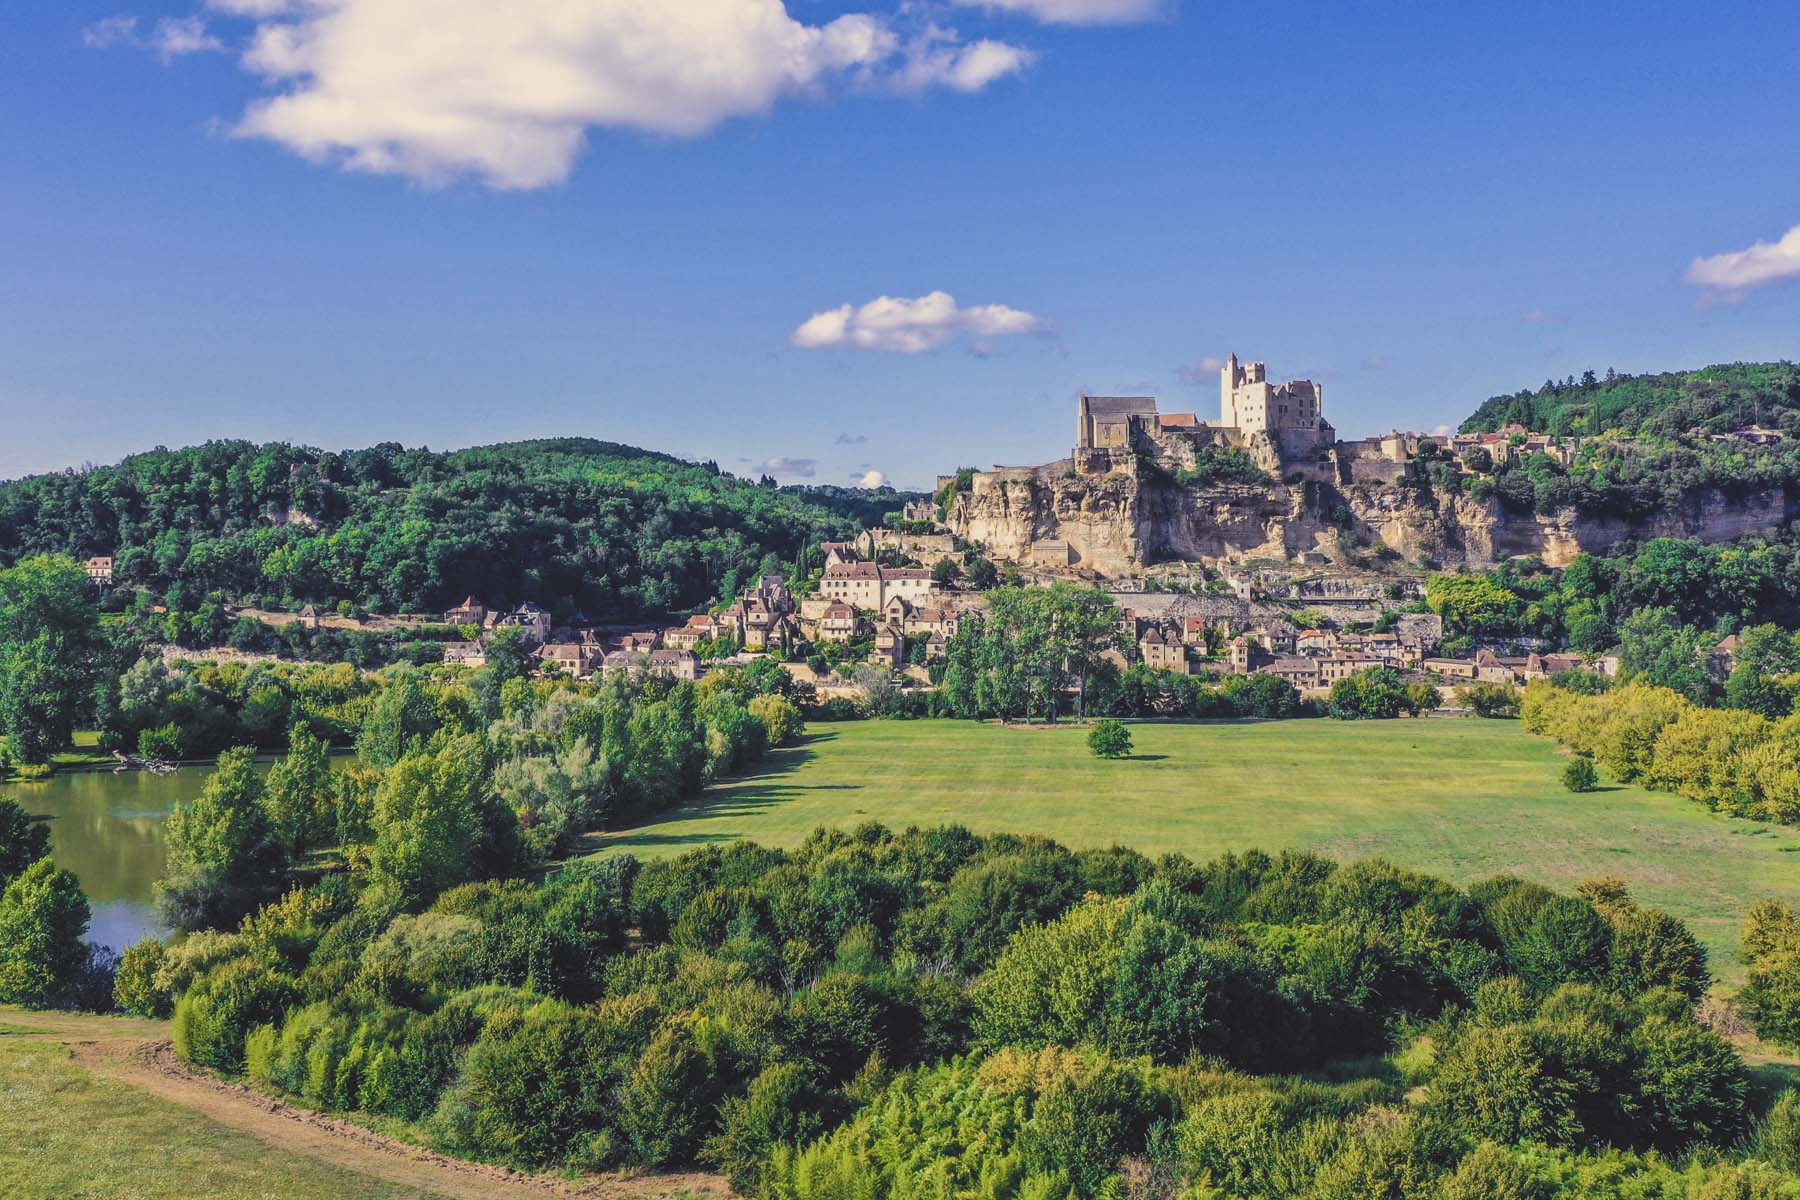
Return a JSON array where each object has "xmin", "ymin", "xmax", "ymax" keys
[{"xmin": 946, "ymin": 466, "xmax": 1796, "ymax": 575}]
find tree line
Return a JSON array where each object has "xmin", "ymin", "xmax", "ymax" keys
[
  {"xmin": 0, "ymin": 437, "xmax": 902, "ymax": 621},
  {"xmin": 76, "ymin": 816, "xmax": 1800, "ymax": 1198}
]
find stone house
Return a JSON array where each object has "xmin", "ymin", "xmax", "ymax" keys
[
  {"xmin": 818, "ymin": 602, "xmax": 862, "ymax": 643},
  {"xmin": 1260, "ymin": 656, "xmax": 1321, "ymax": 689},
  {"xmin": 663, "ymin": 625, "xmax": 706, "ymax": 651},
  {"xmin": 297, "ymin": 603, "xmax": 322, "ymax": 631},
  {"xmin": 1318, "ymin": 653, "xmax": 1384, "ymax": 684},
  {"xmin": 821, "ymin": 542, "xmax": 859, "ymax": 567},
  {"xmin": 538, "ymin": 642, "xmax": 598, "ymax": 677},
  {"xmin": 1296, "ymin": 629, "xmax": 1336, "ymax": 653},
  {"xmin": 820, "ymin": 562, "xmax": 934, "ymax": 611},
  {"xmin": 444, "ymin": 595, "xmax": 487, "ymax": 625},
  {"xmin": 616, "ymin": 631, "xmax": 661, "ymax": 653},
  {"xmin": 745, "ymin": 613, "xmax": 798, "ymax": 654},
  {"xmin": 925, "ymin": 631, "xmax": 949, "ymax": 660},
  {"xmin": 496, "ymin": 603, "xmax": 553, "ymax": 644},
  {"xmin": 84, "ymin": 556, "xmax": 114, "ymax": 586},
  {"xmin": 871, "ymin": 624, "xmax": 907, "ymax": 667},
  {"xmin": 442, "ymin": 641, "xmax": 487, "ymax": 668},
  {"xmin": 1707, "ymin": 634, "xmax": 1742, "ymax": 683},
  {"xmin": 1140, "ymin": 628, "xmax": 1188, "ymax": 674},
  {"xmin": 649, "ymin": 649, "xmax": 701, "ymax": 681},
  {"xmin": 1423, "ymin": 657, "xmax": 1478, "ymax": 680}
]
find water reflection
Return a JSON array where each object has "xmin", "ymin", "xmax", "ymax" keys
[{"xmin": 4, "ymin": 767, "xmax": 210, "ymax": 951}]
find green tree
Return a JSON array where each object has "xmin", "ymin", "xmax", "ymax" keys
[
  {"xmin": 0, "ymin": 555, "xmax": 103, "ymax": 763},
  {"xmin": 1562, "ymin": 754, "xmax": 1599, "ymax": 793},
  {"xmin": 369, "ymin": 734, "xmax": 503, "ymax": 906},
  {"xmin": 0, "ymin": 796, "xmax": 50, "ymax": 885},
  {"xmin": 1087, "ymin": 719, "xmax": 1133, "ymax": 760},
  {"xmin": 0, "ymin": 857, "xmax": 91, "ymax": 1008},
  {"xmin": 261, "ymin": 727, "xmax": 333, "ymax": 858},
  {"xmin": 156, "ymin": 745, "xmax": 284, "ymax": 931}
]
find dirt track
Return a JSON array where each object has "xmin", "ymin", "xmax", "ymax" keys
[{"xmin": 12, "ymin": 1011, "xmax": 731, "ymax": 1200}]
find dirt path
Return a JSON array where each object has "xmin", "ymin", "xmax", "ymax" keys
[{"xmin": 8, "ymin": 1011, "xmax": 731, "ymax": 1200}]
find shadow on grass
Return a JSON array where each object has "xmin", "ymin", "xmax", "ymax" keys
[{"xmin": 1128, "ymin": 754, "xmax": 1170, "ymax": 762}]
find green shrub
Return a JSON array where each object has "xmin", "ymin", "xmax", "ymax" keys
[
  {"xmin": 1087, "ymin": 719, "xmax": 1133, "ymax": 760},
  {"xmin": 171, "ymin": 957, "xmax": 300, "ymax": 1071},
  {"xmin": 1563, "ymin": 754, "xmax": 1599, "ymax": 793},
  {"xmin": 113, "ymin": 936, "xmax": 172, "ymax": 1017}
]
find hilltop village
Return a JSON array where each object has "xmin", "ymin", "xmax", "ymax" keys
[{"xmin": 939, "ymin": 355, "xmax": 1788, "ymax": 573}]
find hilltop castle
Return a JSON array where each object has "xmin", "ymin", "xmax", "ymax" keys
[{"xmin": 1074, "ymin": 354, "xmax": 1342, "ymax": 477}]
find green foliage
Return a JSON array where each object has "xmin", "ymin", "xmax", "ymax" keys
[
  {"xmin": 171, "ymin": 956, "xmax": 300, "ymax": 1071},
  {"xmin": 1457, "ymin": 682, "xmax": 1522, "ymax": 718},
  {"xmin": 1170, "ymin": 445, "xmax": 1272, "ymax": 488},
  {"xmin": 0, "ymin": 438, "xmax": 908, "ymax": 622},
  {"xmin": 157, "ymin": 745, "xmax": 285, "ymax": 931},
  {"xmin": 113, "ymin": 936, "xmax": 172, "ymax": 1017},
  {"xmin": 1739, "ymin": 901, "xmax": 1800, "ymax": 1049},
  {"xmin": 1461, "ymin": 361, "xmax": 1800, "ymax": 438},
  {"xmin": 1329, "ymin": 667, "xmax": 1426, "ymax": 720},
  {"xmin": 0, "ymin": 796, "xmax": 50, "ymax": 886},
  {"xmin": 1428, "ymin": 573, "xmax": 1526, "ymax": 637},
  {"xmin": 368, "ymin": 734, "xmax": 504, "ymax": 907},
  {"xmin": 933, "ymin": 585, "xmax": 1119, "ymax": 722},
  {"xmin": 0, "ymin": 555, "xmax": 103, "ymax": 763},
  {"xmin": 1087, "ymin": 719, "xmax": 1132, "ymax": 760},
  {"xmin": 0, "ymin": 857, "xmax": 92, "ymax": 1008},
  {"xmin": 1562, "ymin": 754, "xmax": 1599, "ymax": 792}
]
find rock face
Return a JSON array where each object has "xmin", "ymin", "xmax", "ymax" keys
[{"xmin": 946, "ymin": 467, "xmax": 1796, "ymax": 574}]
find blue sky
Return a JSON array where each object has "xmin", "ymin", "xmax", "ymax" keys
[{"xmin": 3, "ymin": 0, "xmax": 1798, "ymax": 489}]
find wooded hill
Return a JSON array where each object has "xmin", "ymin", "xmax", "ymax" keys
[
  {"xmin": 1460, "ymin": 361, "xmax": 1800, "ymax": 437},
  {"xmin": 0, "ymin": 438, "xmax": 913, "ymax": 621}
]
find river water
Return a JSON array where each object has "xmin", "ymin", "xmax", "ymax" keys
[{"xmin": 3, "ymin": 767, "xmax": 208, "ymax": 952}]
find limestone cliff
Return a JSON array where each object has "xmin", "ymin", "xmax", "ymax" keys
[{"xmin": 946, "ymin": 466, "xmax": 1797, "ymax": 575}]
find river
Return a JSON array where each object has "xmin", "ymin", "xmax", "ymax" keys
[{"xmin": 3, "ymin": 767, "xmax": 209, "ymax": 952}]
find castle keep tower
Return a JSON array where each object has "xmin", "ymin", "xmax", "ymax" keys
[{"xmin": 1220, "ymin": 353, "xmax": 1334, "ymax": 455}]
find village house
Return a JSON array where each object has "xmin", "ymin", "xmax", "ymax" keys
[
  {"xmin": 1182, "ymin": 617, "xmax": 1210, "ymax": 646},
  {"xmin": 872, "ymin": 624, "xmax": 907, "ymax": 667},
  {"xmin": 818, "ymin": 601, "xmax": 862, "ymax": 643},
  {"xmin": 537, "ymin": 642, "xmax": 598, "ymax": 677},
  {"xmin": 297, "ymin": 603, "xmax": 322, "ymax": 631},
  {"xmin": 602, "ymin": 648, "xmax": 700, "ymax": 681},
  {"xmin": 1318, "ymin": 653, "xmax": 1385, "ymax": 684},
  {"xmin": 442, "ymin": 640, "xmax": 487, "ymax": 668},
  {"xmin": 1260, "ymin": 656, "xmax": 1322, "ymax": 690},
  {"xmin": 821, "ymin": 542, "xmax": 859, "ymax": 567},
  {"xmin": 1423, "ymin": 657, "xmax": 1479, "ymax": 681},
  {"xmin": 820, "ymin": 561, "xmax": 935, "ymax": 611},
  {"xmin": 495, "ymin": 602, "xmax": 553, "ymax": 644},
  {"xmin": 745, "ymin": 612, "xmax": 798, "ymax": 655},
  {"xmin": 444, "ymin": 595, "xmax": 487, "ymax": 625},
  {"xmin": 616, "ymin": 631, "xmax": 661, "ymax": 653},
  {"xmin": 1227, "ymin": 636, "xmax": 1256, "ymax": 675},
  {"xmin": 904, "ymin": 606, "xmax": 961, "ymax": 641},
  {"xmin": 1296, "ymin": 629, "xmax": 1336, "ymax": 653},
  {"xmin": 925, "ymin": 631, "xmax": 949, "ymax": 661},
  {"xmin": 1139, "ymin": 628, "xmax": 1189, "ymax": 674},
  {"xmin": 84, "ymin": 556, "xmax": 114, "ymax": 586},
  {"xmin": 663, "ymin": 625, "xmax": 705, "ymax": 651}
]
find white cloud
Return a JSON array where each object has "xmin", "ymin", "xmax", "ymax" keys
[
  {"xmin": 83, "ymin": 16, "xmax": 140, "ymax": 48},
  {"xmin": 854, "ymin": 469, "xmax": 889, "ymax": 488},
  {"xmin": 1175, "ymin": 356, "xmax": 1226, "ymax": 384},
  {"xmin": 198, "ymin": 0, "xmax": 1030, "ymax": 189},
  {"xmin": 154, "ymin": 15, "xmax": 226, "ymax": 58},
  {"xmin": 953, "ymin": 0, "xmax": 1169, "ymax": 25},
  {"xmin": 1685, "ymin": 223, "xmax": 1800, "ymax": 304},
  {"xmin": 83, "ymin": 14, "xmax": 225, "ymax": 60},
  {"xmin": 762, "ymin": 456, "xmax": 817, "ymax": 478},
  {"xmin": 791, "ymin": 290, "xmax": 1045, "ymax": 353}
]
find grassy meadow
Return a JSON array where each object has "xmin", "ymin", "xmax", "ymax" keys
[
  {"xmin": 594, "ymin": 717, "xmax": 1800, "ymax": 981},
  {"xmin": 0, "ymin": 1016, "xmax": 451, "ymax": 1200}
]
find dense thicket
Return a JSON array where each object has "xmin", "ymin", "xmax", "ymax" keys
[
  {"xmin": 1461, "ymin": 361, "xmax": 1800, "ymax": 437},
  {"xmin": 138, "ymin": 821, "xmax": 1783, "ymax": 1196},
  {"xmin": 0, "ymin": 438, "xmax": 909, "ymax": 619}
]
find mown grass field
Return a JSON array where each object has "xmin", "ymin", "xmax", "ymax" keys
[
  {"xmin": 0, "ymin": 1015, "xmax": 452, "ymax": 1200},
  {"xmin": 594, "ymin": 718, "xmax": 1800, "ymax": 981}
]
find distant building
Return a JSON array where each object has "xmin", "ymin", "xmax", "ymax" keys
[
  {"xmin": 297, "ymin": 603, "xmax": 322, "ymax": 631},
  {"xmin": 444, "ymin": 595, "xmax": 487, "ymax": 625},
  {"xmin": 84, "ymin": 556, "xmax": 114, "ymax": 586}
]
